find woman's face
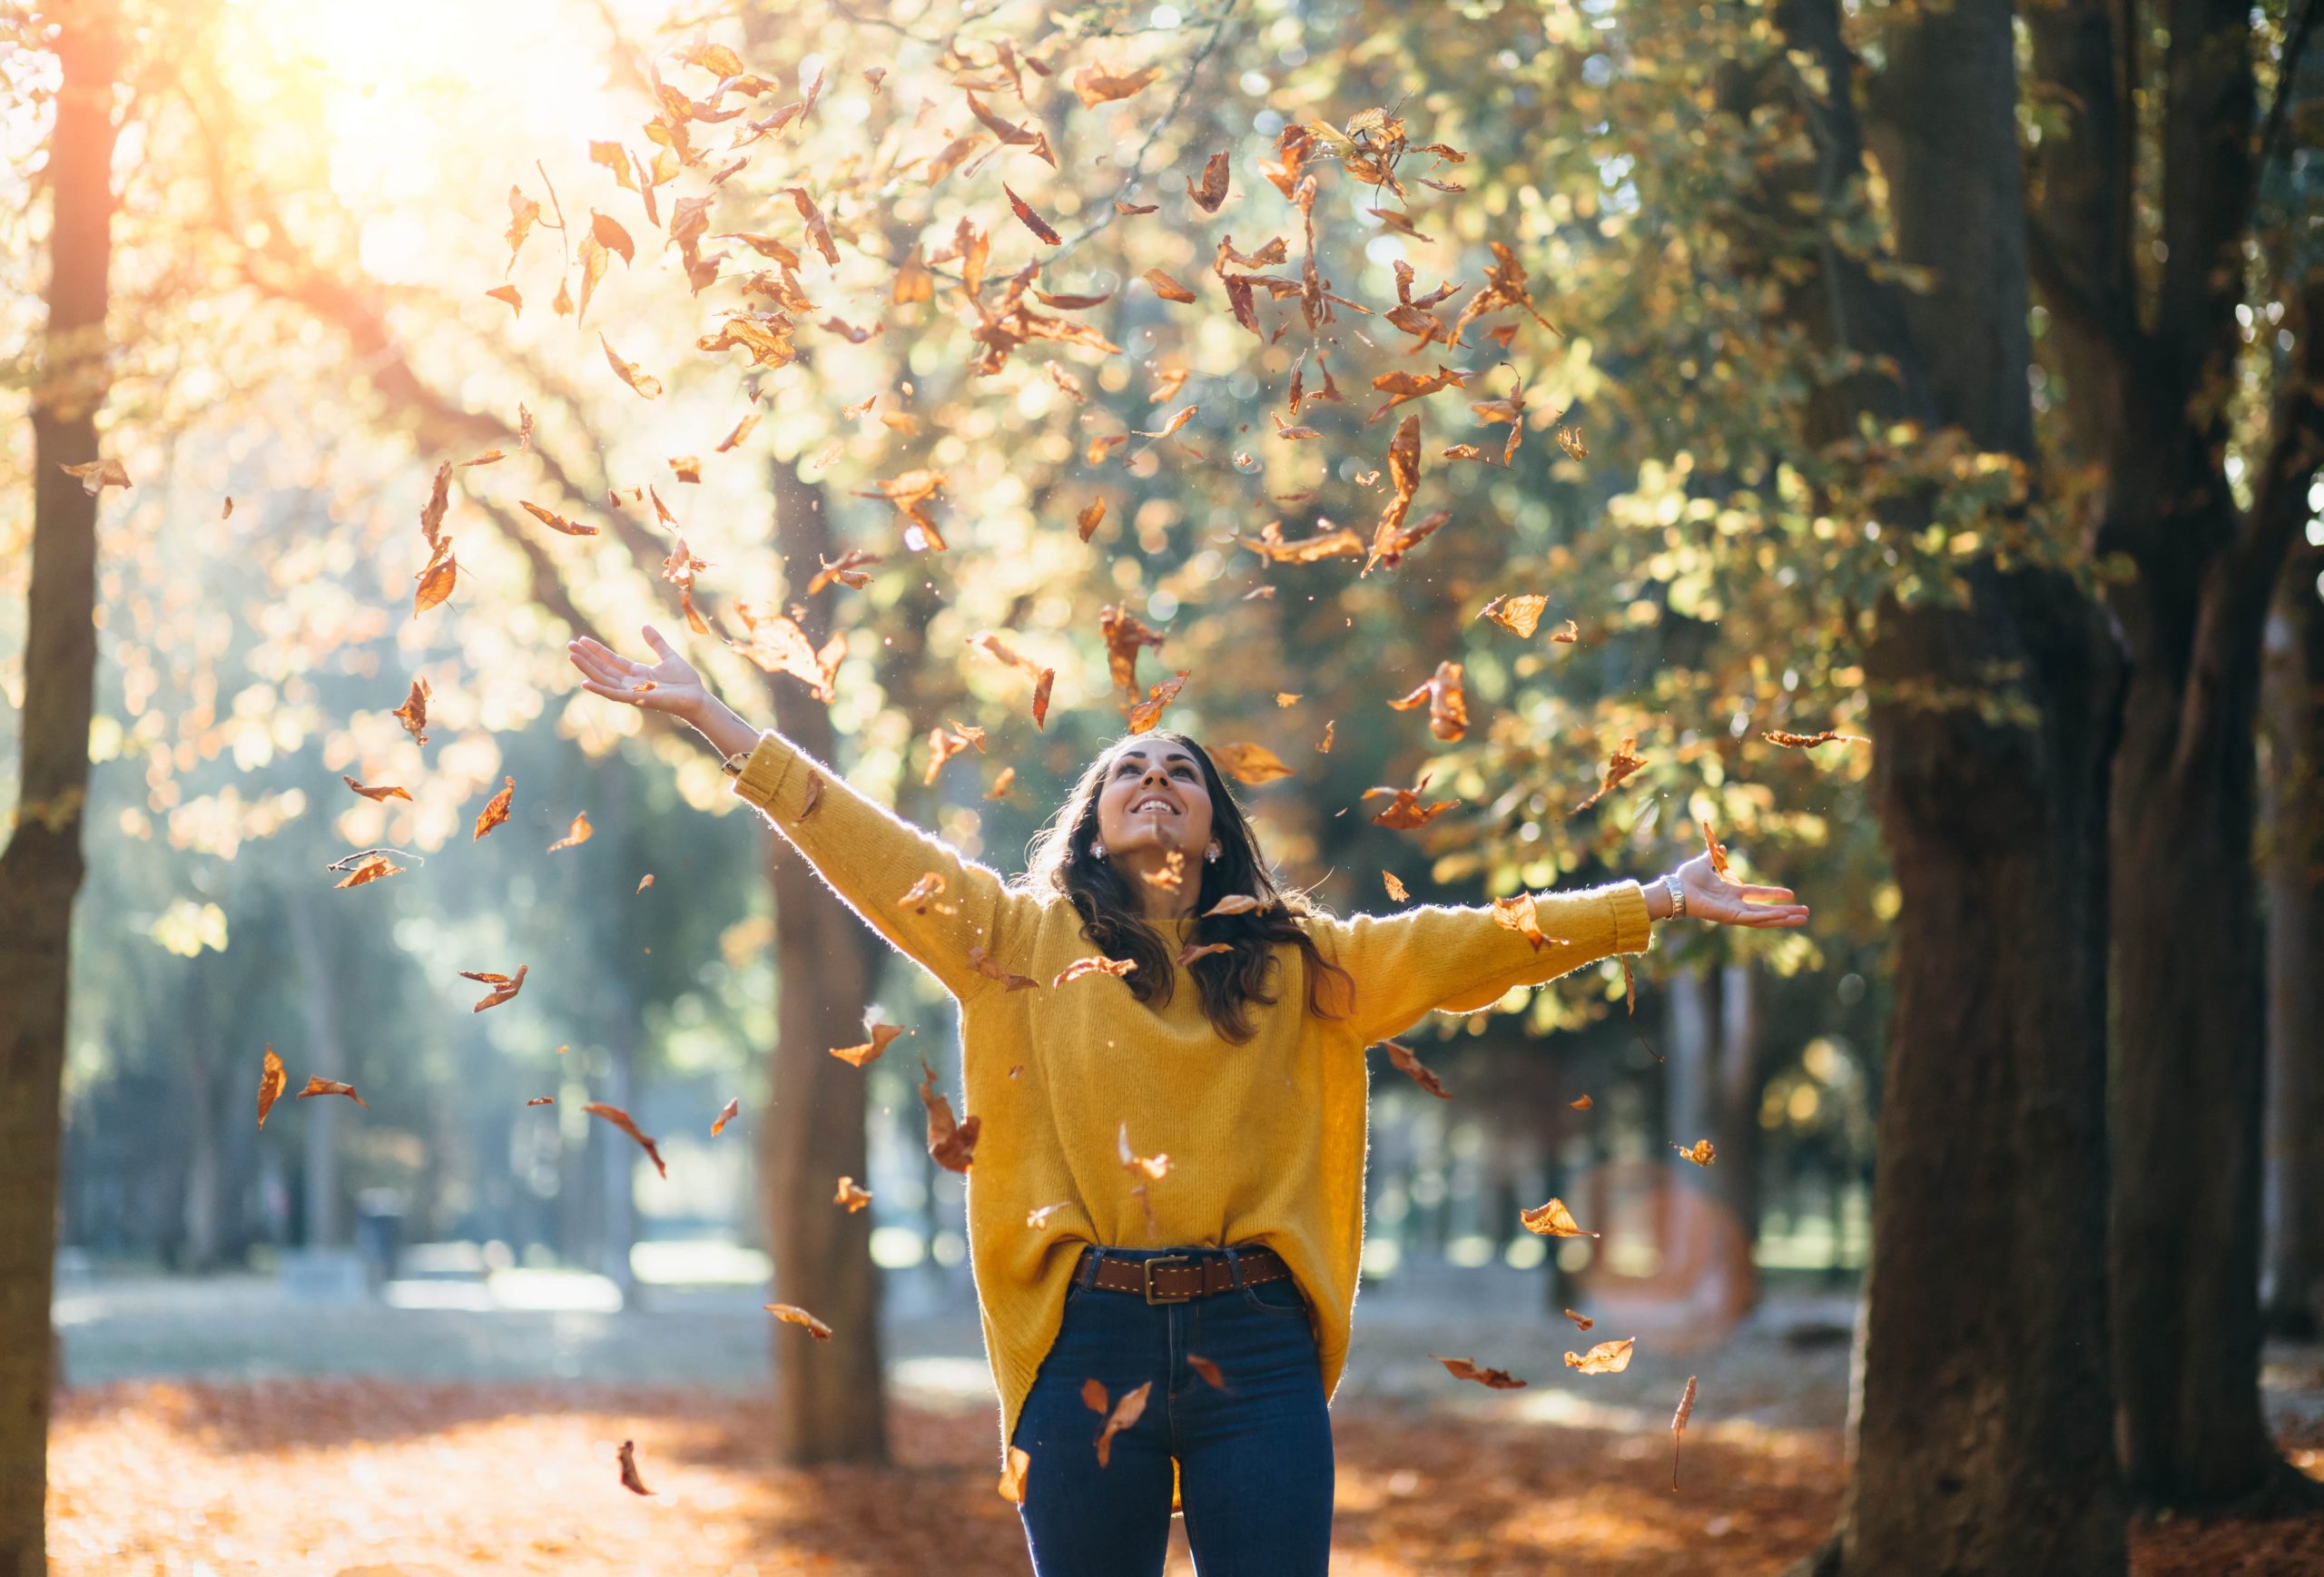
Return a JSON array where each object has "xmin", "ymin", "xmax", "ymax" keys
[{"xmin": 1093, "ymin": 740, "xmax": 1217, "ymax": 867}]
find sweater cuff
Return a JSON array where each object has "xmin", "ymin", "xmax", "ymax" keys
[
  {"xmin": 731, "ymin": 732, "xmax": 800, "ymax": 815},
  {"xmin": 1609, "ymin": 880, "xmax": 1653, "ymax": 956}
]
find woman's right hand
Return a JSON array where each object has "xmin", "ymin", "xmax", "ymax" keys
[{"xmin": 568, "ymin": 626, "xmax": 711, "ymax": 723}]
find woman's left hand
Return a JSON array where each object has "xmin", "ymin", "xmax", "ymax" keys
[{"xmin": 1667, "ymin": 852, "xmax": 1810, "ymax": 929}]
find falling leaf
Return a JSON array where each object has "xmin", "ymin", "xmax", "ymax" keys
[
  {"xmin": 1177, "ymin": 941, "xmax": 1233, "ymax": 966},
  {"xmin": 1003, "ymin": 182, "xmax": 1062, "ymax": 244},
  {"xmin": 835, "ymin": 1177, "xmax": 873, "ymax": 1212},
  {"xmin": 1565, "ymin": 1307, "xmax": 1595, "ymax": 1331},
  {"xmin": 1144, "ymin": 268, "xmax": 1197, "ymax": 303},
  {"xmin": 617, "ymin": 1440, "xmax": 653, "ymax": 1496},
  {"xmin": 799, "ymin": 773, "xmax": 825, "ymax": 820},
  {"xmin": 1386, "ymin": 661, "xmax": 1469, "ymax": 742},
  {"xmin": 1573, "ymin": 736, "xmax": 1647, "ymax": 815},
  {"xmin": 60, "ymin": 457, "xmax": 131, "ymax": 493},
  {"xmin": 921, "ymin": 1057, "xmax": 980, "ymax": 1172},
  {"xmin": 668, "ymin": 456, "xmax": 702, "ymax": 485},
  {"xmin": 808, "ymin": 548, "xmax": 882, "ymax": 593},
  {"xmin": 462, "ymin": 964, "xmax": 529, "ymax": 1013},
  {"xmin": 1521, "ymin": 1197, "xmax": 1598, "ymax": 1237},
  {"xmin": 1701, "ymin": 813, "xmax": 1730, "ymax": 879},
  {"xmin": 1763, "ymin": 729, "xmax": 1868, "ymax": 749},
  {"xmin": 1118, "ymin": 1121, "xmax": 1171, "ymax": 1181},
  {"xmin": 521, "ymin": 500, "xmax": 600, "ymax": 537},
  {"xmin": 831, "ymin": 1022, "xmax": 907, "ymax": 1068},
  {"xmin": 1092, "ymin": 1380, "xmax": 1151, "ymax": 1466},
  {"xmin": 782, "ymin": 187, "xmax": 840, "ymax": 265},
  {"xmin": 1490, "ymin": 892, "xmax": 1565, "ymax": 951},
  {"xmin": 1207, "ymin": 742, "xmax": 1294, "ymax": 784},
  {"xmin": 1187, "ymin": 150, "xmax": 1230, "ymax": 212},
  {"xmin": 486, "ymin": 284, "xmax": 522, "ymax": 316},
  {"xmin": 765, "ymin": 1302, "xmax": 833, "ymax": 1340},
  {"xmin": 1571, "ymin": 1094, "xmax": 1593, "ymax": 1111},
  {"xmin": 1565, "ymin": 1338, "xmax": 1636, "ymax": 1375},
  {"xmin": 1433, "ymin": 1355, "xmax": 1527, "ymax": 1389},
  {"xmin": 711, "ymin": 1097, "xmax": 742, "ymax": 1137},
  {"xmin": 547, "ymin": 812, "xmax": 593, "ymax": 853},
  {"xmin": 1055, "ymin": 955, "xmax": 1138, "ymax": 989},
  {"xmin": 1135, "ymin": 405, "xmax": 1197, "ymax": 439},
  {"xmin": 341, "ymin": 776, "xmax": 411, "ymax": 803},
  {"xmin": 527, "ymin": 1096, "xmax": 555, "ymax": 1107},
  {"xmin": 997, "ymin": 1445, "xmax": 1031, "ymax": 1503},
  {"xmin": 256, "ymin": 1046, "xmax": 287, "ymax": 1130},
  {"xmin": 1383, "ymin": 1040, "xmax": 1450, "ymax": 1099},
  {"xmin": 1672, "ymin": 1375, "xmax": 1699, "ymax": 1490},
  {"xmin": 474, "ymin": 776, "xmax": 515, "ymax": 841},
  {"xmin": 1383, "ymin": 871, "xmax": 1408, "ymax": 902},
  {"xmin": 1114, "ymin": 196, "xmax": 1159, "ymax": 215},
  {"xmin": 1187, "ymin": 1355, "xmax": 1228, "ymax": 1390},
  {"xmin": 1203, "ymin": 894, "xmax": 1267, "ymax": 917},
  {"xmin": 1478, "ymin": 594, "xmax": 1550, "ymax": 638},
  {"xmin": 897, "ymin": 872, "xmax": 956, "ymax": 915},
  {"xmin": 599, "ymin": 334, "xmax": 664, "ymax": 399},
  {"xmin": 1070, "ymin": 61, "xmax": 1161, "ymax": 106},
  {"xmin": 1077, "ymin": 498, "xmax": 1106, "ymax": 541},
  {"xmin": 296, "ymin": 1077, "xmax": 367, "ymax": 1109},
  {"xmin": 716, "ymin": 411, "xmax": 762, "ymax": 453},
  {"xmin": 1316, "ymin": 720, "xmax": 1334, "ymax": 753},
  {"xmin": 392, "ymin": 677, "xmax": 434, "ymax": 747},
  {"xmin": 586, "ymin": 1101, "xmax": 667, "ymax": 1178},
  {"xmin": 636, "ymin": 873, "xmax": 655, "ymax": 893},
  {"xmin": 1032, "ymin": 668, "xmax": 1055, "ymax": 730},
  {"xmin": 1551, "ymin": 618, "xmax": 1581, "ymax": 644},
  {"xmin": 411, "ymin": 540, "xmax": 457, "ymax": 616},
  {"xmin": 985, "ymin": 766, "xmax": 1018, "ymax": 801},
  {"xmin": 1026, "ymin": 1202, "xmax": 1069, "ymax": 1228},
  {"xmin": 732, "ymin": 604, "xmax": 848, "ymax": 699},
  {"xmin": 330, "ymin": 853, "xmax": 405, "ymax": 889},
  {"xmin": 1364, "ymin": 775, "xmax": 1459, "ymax": 829},
  {"xmin": 1673, "ymin": 1139, "xmax": 1716, "ymax": 1166}
]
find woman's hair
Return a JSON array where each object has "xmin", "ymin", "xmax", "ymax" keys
[{"xmin": 1019, "ymin": 732, "xmax": 1354, "ymax": 1043}]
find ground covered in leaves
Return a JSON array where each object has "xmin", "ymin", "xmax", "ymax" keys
[{"xmin": 47, "ymin": 1377, "xmax": 2324, "ymax": 1575}]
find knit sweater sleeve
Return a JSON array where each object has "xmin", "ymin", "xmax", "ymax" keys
[
  {"xmin": 729, "ymin": 731, "xmax": 1037, "ymax": 1000},
  {"xmin": 1313, "ymin": 881, "xmax": 1655, "ymax": 1044}
]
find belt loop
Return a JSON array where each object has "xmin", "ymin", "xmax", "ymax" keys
[
  {"xmin": 1223, "ymin": 1243, "xmax": 1247, "ymax": 1292},
  {"xmin": 1078, "ymin": 1246, "xmax": 1102, "ymax": 1288}
]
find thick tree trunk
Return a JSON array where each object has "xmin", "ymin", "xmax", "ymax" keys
[
  {"xmin": 287, "ymin": 897, "xmax": 346, "ymax": 1247},
  {"xmin": 1711, "ymin": 961, "xmax": 1766, "ymax": 1287},
  {"xmin": 0, "ymin": 17, "xmax": 116, "ymax": 1573},
  {"xmin": 1775, "ymin": 0, "xmax": 2128, "ymax": 1568},
  {"xmin": 760, "ymin": 458, "xmax": 889, "ymax": 1465},
  {"xmin": 180, "ymin": 1045, "xmax": 223, "ymax": 1273},
  {"xmin": 2261, "ymin": 547, "xmax": 2324, "ymax": 1337}
]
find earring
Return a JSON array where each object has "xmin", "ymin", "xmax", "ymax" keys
[
  {"xmin": 1090, "ymin": 841, "xmax": 1108, "ymax": 859},
  {"xmin": 1205, "ymin": 846, "xmax": 1220, "ymax": 863}
]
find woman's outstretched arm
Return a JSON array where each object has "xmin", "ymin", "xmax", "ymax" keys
[
  {"xmin": 570, "ymin": 626, "xmax": 1035, "ymax": 1000},
  {"xmin": 1314, "ymin": 854, "xmax": 1807, "ymax": 1045}
]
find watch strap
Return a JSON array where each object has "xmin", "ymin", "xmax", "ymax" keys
[{"xmin": 1663, "ymin": 872, "xmax": 1686, "ymax": 919}]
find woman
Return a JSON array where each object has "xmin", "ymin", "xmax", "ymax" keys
[{"xmin": 569, "ymin": 626, "xmax": 1807, "ymax": 1577}]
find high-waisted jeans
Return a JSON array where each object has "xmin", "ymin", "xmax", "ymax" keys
[{"xmin": 1009, "ymin": 1243, "xmax": 1334, "ymax": 1577}]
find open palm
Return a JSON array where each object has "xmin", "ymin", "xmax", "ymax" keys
[
  {"xmin": 1674, "ymin": 852, "xmax": 1810, "ymax": 928},
  {"xmin": 567, "ymin": 626, "xmax": 708, "ymax": 720}
]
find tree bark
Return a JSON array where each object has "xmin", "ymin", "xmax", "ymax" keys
[
  {"xmin": 2261, "ymin": 540, "xmax": 2324, "ymax": 1337},
  {"xmin": 0, "ymin": 15, "xmax": 117, "ymax": 1572},
  {"xmin": 1768, "ymin": 0, "xmax": 2128, "ymax": 1568},
  {"xmin": 287, "ymin": 895, "xmax": 346, "ymax": 1247},
  {"xmin": 760, "ymin": 458, "xmax": 889, "ymax": 1466}
]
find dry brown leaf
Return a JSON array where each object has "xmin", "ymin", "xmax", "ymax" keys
[
  {"xmin": 1177, "ymin": 941, "xmax": 1233, "ymax": 967},
  {"xmin": 1385, "ymin": 661, "xmax": 1468, "ymax": 742},
  {"xmin": 521, "ymin": 500, "xmax": 600, "ymax": 537},
  {"xmin": 462, "ymin": 964, "xmax": 528, "ymax": 1013},
  {"xmin": 1364, "ymin": 775, "xmax": 1459, "ymax": 830},
  {"xmin": 330, "ymin": 853, "xmax": 405, "ymax": 889},
  {"xmin": 1433, "ymin": 1355, "xmax": 1527, "ymax": 1389},
  {"xmin": 1077, "ymin": 498, "xmax": 1106, "ymax": 541},
  {"xmin": 618, "ymin": 1440, "xmax": 653, "ymax": 1496},
  {"xmin": 295, "ymin": 1077, "xmax": 367, "ymax": 1109},
  {"xmin": 1573, "ymin": 736, "xmax": 1647, "ymax": 815},
  {"xmin": 1144, "ymin": 268, "xmax": 1197, "ymax": 303},
  {"xmin": 1055, "ymin": 955, "xmax": 1138, "ymax": 989},
  {"xmin": 835, "ymin": 1176, "xmax": 873, "ymax": 1212},
  {"xmin": 60, "ymin": 457, "xmax": 130, "ymax": 494},
  {"xmin": 1383, "ymin": 1040, "xmax": 1450, "ymax": 1099},
  {"xmin": 1383, "ymin": 871, "xmax": 1409, "ymax": 902},
  {"xmin": 1571, "ymin": 1094, "xmax": 1593, "ymax": 1111},
  {"xmin": 1069, "ymin": 61, "xmax": 1161, "ymax": 106},
  {"xmin": 342, "ymin": 776, "xmax": 411, "ymax": 803},
  {"xmin": 1478, "ymin": 593, "xmax": 1550, "ymax": 638},
  {"xmin": 586, "ymin": 1101, "xmax": 667, "ymax": 1178},
  {"xmin": 1565, "ymin": 1307, "xmax": 1595, "ymax": 1331},
  {"xmin": 473, "ymin": 777, "xmax": 515, "ymax": 841},
  {"xmin": 547, "ymin": 812, "xmax": 593, "ymax": 853},
  {"xmin": 1521, "ymin": 1197, "xmax": 1599, "ymax": 1237},
  {"xmin": 1672, "ymin": 1375, "xmax": 1699, "ymax": 1490},
  {"xmin": 1207, "ymin": 741, "xmax": 1294, "ymax": 784},
  {"xmin": 921, "ymin": 1056, "xmax": 980, "ymax": 1172},
  {"xmin": 599, "ymin": 334, "xmax": 664, "ymax": 399},
  {"xmin": 765, "ymin": 1303, "xmax": 833, "ymax": 1341},
  {"xmin": 1187, "ymin": 150, "xmax": 1230, "ymax": 212},
  {"xmin": 1565, "ymin": 1338, "xmax": 1636, "ymax": 1375},
  {"xmin": 1093, "ymin": 1380, "xmax": 1151, "ymax": 1466},
  {"xmin": 1673, "ymin": 1139, "xmax": 1717, "ymax": 1166},
  {"xmin": 1004, "ymin": 182, "xmax": 1061, "ymax": 244},
  {"xmin": 256, "ymin": 1046, "xmax": 287, "ymax": 1130},
  {"xmin": 1125, "ymin": 671, "xmax": 1190, "ymax": 734},
  {"xmin": 831, "ymin": 1022, "xmax": 907, "ymax": 1068},
  {"xmin": 636, "ymin": 874, "xmax": 655, "ymax": 893},
  {"xmin": 1551, "ymin": 618, "xmax": 1581, "ymax": 644},
  {"xmin": 1763, "ymin": 729, "xmax": 1868, "ymax": 749}
]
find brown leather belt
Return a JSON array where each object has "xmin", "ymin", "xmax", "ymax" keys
[{"xmin": 1075, "ymin": 1245, "xmax": 1294, "ymax": 1305}]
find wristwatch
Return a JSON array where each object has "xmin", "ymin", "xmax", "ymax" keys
[
  {"xmin": 719, "ymin": 747, "xmax": 753, "ymax": 778},
  {"xmin": 1662, "ymin": 872, "xmax": 1687, "ymax": 919}
]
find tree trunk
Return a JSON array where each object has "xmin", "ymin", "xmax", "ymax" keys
[
  {"xmin": 1711, "ymin": 961, "xmax": 1766, "ymax": 1296},
  {"xmin": 181, "ymin": 1043, "xmax": 223, "ymax": 1273},
  {"xmin": 760, "ymin": 458, "xmax": 889, "ymax": 1465},
  {"xmin": 2261, "ymin": 543, "xmax": 2324, "ymax": 1337},
  {"xmin": 287, "ymin": 895, "xmax": 346, "ymax": 1247},
  {"xmin": 0, "ymin": 18, "xmax": 116, "ymax": 1572},
  {"xmin": 1771, "ymin": 0, "xmax": 2128, "ymax": 1568},
  {"xmin": 598, "ymin": 1037, "xmax": 641, "ymax": 1308}
]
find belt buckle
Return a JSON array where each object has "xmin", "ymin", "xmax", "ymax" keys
[{"xmin": 1142, "ymin": 1256, "xmax": 1196, "ymax": 1305}]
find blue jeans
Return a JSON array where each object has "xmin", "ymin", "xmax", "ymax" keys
[{"xmin": 1011, "ymin": 1244, "xmax": 1334, "ymax": 1577}]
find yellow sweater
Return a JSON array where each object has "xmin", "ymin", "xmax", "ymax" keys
[{"xmin": 732, "ymin": 731, "xmax": 1654, "ymax": 1473}]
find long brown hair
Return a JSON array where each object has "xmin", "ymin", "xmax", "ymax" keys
[{"xmin": 1019, "ymin": 732, "xmax": 1354, "ymax": 1043}]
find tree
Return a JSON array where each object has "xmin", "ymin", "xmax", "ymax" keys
[
  {"xmin": 2025, "ymin": 4, "xmax": 2324, "ymax": 1506},
  {"xmin": 0, "ymin": 11, "xmax": 119, "ymax": 1572}
]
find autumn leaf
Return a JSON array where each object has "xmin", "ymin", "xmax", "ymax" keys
[
  {"xmin": 898, "ymin": 872, "xmax": 956, "ymax": 915},
  {"xmin": 1763, "ymin": 729, "xmax": 1868, "ymax": 749},
  {"xmin": 636, "ymin": 874, "xmax": 655, "ymax": 893},
  {"xmin": 807, "ymin": 548, "xmax": 881, "ymax": 593},
  {"xmin": 1551, "ymin": 618, "xmax": 1581, "ymax": 644},
  {"xmin": 1177, "ymin": 941, "xmax": 1233, "ymax": 966},
  {"xmin": 462, "ymin": 964, "xmax": 528, "ymax": 1013},
  {"xmin": 1364, "ymin": 775, "xmax": 1460, "ymax": 830},
  {"xmin": 1701, "ymin": 812, "xmax": 1730, "ymax": 879},
  {"xmin": 527, "ymin": 1096, "xmax": 555, "ymax": 1107},
  {"xmin": 1144, "ymin": 268, "xmax": 1197, "ymax": 303},
  {"xmin": 1118, "ymin": 1120, "xmax": 1171, "ymax": 1182},
  {"xmin": 1202, "ymin": 894, "xmax": 1266, "ymax": 918},
  {"xmin": 1673, "ymin": 1139, "xmax": 1716, "ymax": 1166},
  {"xmin": 617, "ymin": 1440, "xmax": 653, "ymax": 1496},
  {"xmin": 330, "ymin": 852, "xmax": 405, "ymax": 889},
  {"xmin": 1565, "ymin": 1307, "xmax": 1595, "ymax": 1331},
  {"xmin": 61, "ymin": 457, "xmax": 131, "ymax": 493},
  {"xmin": 1026, "ymin": 1202, "xmax": 1068, "ymax": 1228},
  {"xmin": 256, "ymin": 1046, "xmax": 287, "ymax": 1130},
  {"xmin": 1672, "ymin": 1375, "xmax": 1699, "ymax": 1491},
  {"xmin": 835, "ymin": 1177, "xmax": 873, "ymax": 1212},
  {"xmin": 1571, "ymin": 1094, "xmax": 1593, "ymax": 1111},
  {"xmin": 1091, "ymin": 1380, "xmax": 1151, "ymax": 1466},
  {"xmin": 709, "ymin": 1097, "xmax": 741, "ymax": 1137},
  {"xmin": 1565, "ymin": 1338, "xmax": 1636, "ymax": 1375},
  {"xmin": 1433, "ymin": 1355, "xmax": 1527, "ymax": 1389},
  {"xmin": 1386, "ymin": 661, "xmax": 1468, "ymax": 742},
  {"xmin": 1382, "ymin": 1040, "xmax": 1450, "ymax": 1099},
  {"xmin": 342, "ymin": 776, "xmax": 411, "ymax": 803},
  {"xmin": 473, "ymin": 776, "xmax": 515, "ymax": 841},
  {"xmin": 1207, "ymin": 742, "xmax": 1294, "ymax": 784},
  {"xmin": 1232, "ymin": 520, "xmax": 1365, "ymax": 565},
  {"xmin": 586, "ymin": 1101, "xmax": 667, "ymax": 1178},
  {"xmin": 1004, "ymin": 182, "xmax": 1062, "ymax": 244},
  {"xmin": 782, "ymin": 186, "xmax": 840, "ymax": 265},
  {"xmin": 1055, "ymin": 955, "xmax": 1138, "ymax": 989},
  {"xmin": 485, "ymin": 284, "xmax": 522, "ymax": 316},
  {"xmin": 1077, "ymin": 498, "xmax": 1106, "ymax": 541},
  {"xmin": 520, "ymin": 500, "xmax": 600, "ymax": 537},
  {"xmin": 599, "ymin": 334, "xmax": 664, "ymax": 399},
  {"xmin": 1125, "ymin": 671, "xmax": 1191, "ymax": 734},
  {"xmin": 831, "ymin": 1022, "xmax": 907, "ymax": 1068},
  {"xmin": 1187, "ymin": 150, "xmax": 1230, "ymax": 212},
  {"xmin": 296, "ymin": 1077, "xmax": 367, "ymax": 1109},
  {"xmin": 997, "ymin": 1444, "xmax": 1032, "ymax": 1503},
  {"xmin": 393, "ymin": 677, "xmax": 431, "ymax": 745},
  {"xmin": 1478, "ymin": 593, "xmax": 1549, "ymax": 638},
  {"xmin": 1491, "ymin": 892, "xmax": 1565, "ymax": 951},
  {"xmin": 1135, "ymin": 405, "xmax": 1197, "ymax": 439},
  {"xmin": 1521, "ymin": 1197, "xmax": 1599, "ymax": 1237},
  {"xmin": 921, "ymin": 1056, "xmax": 980, "ymax": 1173},
  {"xmin": 547, "ymin": 812, "xmax": 593, "ymax": 853},
  {"xmin": 765, "ymin": 1302, "xmax": 833, "ymax": 1341},
  {"xmin": 1069, "ymin": 61, "xmax": 1161, "ymax": 106},
  {"xmin": 1572, "ymin": 736, "xmax": 1646, "ymax": 815},
  {"xmin": 731, "ymin": 604, "xmax": 848, "ymax": 699}
]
